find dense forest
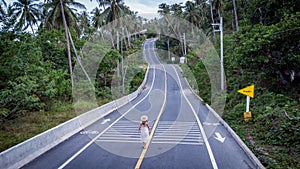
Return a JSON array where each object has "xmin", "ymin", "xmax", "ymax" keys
[
  {"xmin": 155, "ymin": 0, "xmax": 299, "ymax": 168},
  {"xmin": 0, "ymin": 0, "xmax": 299, "ymax": 168},
  {"xmin": 0, "ymin": 0, "xmax": 146, "ymax": 151}
]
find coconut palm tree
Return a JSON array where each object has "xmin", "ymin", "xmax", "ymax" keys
[
  {"xmin": 42, "ymin": 0, "xmax": 85, "ymax": 86},
  {"xmin": 100, "ymin": 0, "xmax": 133, "ymax": 49},
  {"xmin": 1, "ymin": 4, "xmax": 18, "ymax": 32},
  {"xmin": 78, "ymin": 11, "xmax": 90, "ymax": 34},
  {"xmin": 101, "ymin": 0, "xmax": 132, "ymax": 24},
  {"xmin": 158, "ymin": 3, "xmax": 170, "ymax": 16},
  {"xmin": 11, "ymin": 0, "xmax": 41, "ymax": 34},
  {"xmin": 184, "ymin": 1, "xmax": 201, "ymax": 28},
  {"xmin": 91, "ymin": 7, "xmax": 103, "ymax": 29},
  {"xmin": 232, "ymin": 0, "xmax": 238, "ymax": 31},
  {"xmin": 43, "ymin": 0, "xmax": 86, "ymax": 34},
  {"xmin": 89, "ymin": 0, "xmax": 110, "ymax": 10},
  {"xmin": 170, "ymin": 3, "xmax": 183, "ymax": 17},
  {"xmin": 0, "ymin": 0, "xmax": 7, "ymax": 22}
]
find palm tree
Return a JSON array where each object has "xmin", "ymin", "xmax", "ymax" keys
[
  {"xmin": 232, "ymin": 0, "xmax": 238, "ymax": 31},
  {"xmin": 158, "ymin": 3, "xmax": 170, "ymax": 16},
  {"xmin": 91, "ymin": 7, "xmax": 103, "ymax": 29},
  {"xmin": 184, "ymin": 1, "xmax": 201, "ymax": 28},
  {"xmin": 100, "ymin": 0, "xmax": 133, "ymax": 49},
  {"xmin": 0, "ymin": 0, "xmax": 7, "ymax": 22},
  {"xmin": 1, "ymin": 0, "xmax": 6, "ymax": 6},
  {"xmin": 11, "ymin": 0, "xmax": 41, "ymax": 34},
  {"xmin": 43, "ymin": 0, "xmax": 86, "ymax": 34},
  {"xmin": 98, "ymin": 0, "xmax": 110, "ymax": 10},
  {"xmin": 101, "ymin": 0, "xmax": 132, "ymax": 24},
  {"xmin": 1, "ymin": 4, "xmax": 18, "ymax": 32},
  {"xmin": 170, "ymin": 3, "xmax": 183, "ymax": 17},
  {"xmin": 43, "ymin": 0, "xmax": 85, "ymax": 86},
  {"xmin": 89, "ymin": 0, "xmax": 110, "ymax": 10},
  {"xmin": 78, "ymin": 11, "xmax": 90, "ymax": 34}
]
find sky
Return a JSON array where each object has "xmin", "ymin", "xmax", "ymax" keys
[{"xmin": 5, "ymin": 0, "xmax": 189, "ymax": 20}]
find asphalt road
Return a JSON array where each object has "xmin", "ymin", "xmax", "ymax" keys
[{"xmin": 22, "ymin": 39, "xmax": 257, "ymax": 169}]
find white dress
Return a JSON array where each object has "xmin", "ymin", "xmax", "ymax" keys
[{"xmin": 140, "ymin": 125, "xmax": 149, "ymax": 143}]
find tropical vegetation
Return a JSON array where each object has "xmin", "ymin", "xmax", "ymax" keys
[
  {"xmin": 0, "ymin": 0, "xmax": 145, "ymax": 150},
  {"xmin": 0, "ymin": 0, "xmax": 299, "ymax": 168},
  {"xmin": 155, "ymin": 0, "xmax": 299, "ymax": 168}
]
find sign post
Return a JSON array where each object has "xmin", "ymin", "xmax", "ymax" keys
[{"xmin": 237, "ymin": 85, "xmax": 254, "ymax": 120}]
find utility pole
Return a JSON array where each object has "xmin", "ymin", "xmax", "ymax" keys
[
  {"xmin": 212, "ymin": 17, "xmax": 224, "ymax": 90},
  {"xmin": 183, "ymin": 33, "xmax": 187, "ymax": 63},
  {"xmin": 167, "ymin": 37, "xmax": 170, "ymax": 61},
  {"xmin": 183, "ymin": 33, "xmax": 187, "ymax": 56},
  {"xmin": 121, "ymin": 38, "xmax": 124, "ymax": 95}
]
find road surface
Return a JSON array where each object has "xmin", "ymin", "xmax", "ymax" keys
[{"xmin": 22, "ymin": 39, "xmax": 257, "ymax": 169}]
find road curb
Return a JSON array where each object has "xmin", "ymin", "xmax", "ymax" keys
[
  {"xmin": 182, "ymin": 75, "xmax": 265, "ymax": 169},
  {"xmin": 0, "ymin": 64, "xmax": 150, "ymax": 169}
]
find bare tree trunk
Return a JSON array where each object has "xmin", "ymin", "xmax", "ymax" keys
[
  {"xmin": 125, "ymin": 27, "xmax": 131, "ymax": 48},
  {"xmin": 209, "ymin": 0, "xmax": 216, "ymax": 37},
  {"xmin": 232, "ymin": 10, "xmax": 235, "ymax": 32},
  {"xmin": 30, "ymin": 24, "xmax": 35, "ymax": 36},
  {"xmin": 117, "ymin": 30, "xmax": 119, "ymax": 51},
  {"xmin": 233, "ymin": 0, "xmax": 239, "ymax": 31},
  {"xmin": 60, "ymin": 0, "xmax": 73, "ymax": 87},
  {"xmin": 122, "ymin": 29, "xmax": 128, "ymax": 50},
  {"xmin": 110, "ymin": 31, "xmax": 115, "ymax": 49},
  {"xmin": 117, "ymin": 59, "xmax": 120, "ymax": 76},
  {"xmin": 68, "ymin": 30, "xmax": 92, "ymax": 84}
]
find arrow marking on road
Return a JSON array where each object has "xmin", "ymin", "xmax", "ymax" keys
[
  {"xmin": 214, "ymin": 132, "xmax": 226, "ymax": 143},
  {"xmin": 101, "ymin": 119, "xmax": 111, "ymax": 124},
  {"xmin": 203, "ymin": 122, "xmax": 220, "ymax": 126}
]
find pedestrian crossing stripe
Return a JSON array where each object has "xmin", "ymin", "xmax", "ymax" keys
[
  {"xmin": 151, "ymin": 121, "xmax": 204, "ymax": 145},
  {"xmin": 97, "ymin": 120, "xmax": 204, "ymax": 145}
]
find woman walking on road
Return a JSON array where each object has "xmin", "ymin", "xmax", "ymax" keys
[{"xmin": 138, "ymin": 115, "xmax": 150, "ymax": 149}]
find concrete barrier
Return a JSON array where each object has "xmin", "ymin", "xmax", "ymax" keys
[
  {"xmin": 0, "ymin": 64, "xmax": 149, "ymax": 169},
  {"xmin": 182, "ymin": 75, "xmax": 265, "ymax": 169}
]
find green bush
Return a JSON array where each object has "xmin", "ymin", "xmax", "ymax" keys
[{"xmin": 0, "ymin": 32, "xmax": 71, "ymax": 120}]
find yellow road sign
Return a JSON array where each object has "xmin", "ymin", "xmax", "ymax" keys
[
  {"xmin": 244, "ymin": 111, "xmax": 252, "ymax": 120},
  {"xmin": 238, "ymin": 85, "xmax": 254, "ymax": 98}
]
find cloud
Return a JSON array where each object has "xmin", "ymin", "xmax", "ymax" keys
[
  {"xmin": 125, "ymin": 1, "xmax": 160, "ymax": 19},
  {"xmin": 125, "ymin": 0, "xmax": 189, "ymax": 19}
]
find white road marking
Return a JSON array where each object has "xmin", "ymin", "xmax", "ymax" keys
[
  {"xmin": 214, "ymin": 132, "xmax": 226, "ymax": 143},
  {"xmin": 101, "ymin": 119, "xmax": 111, "ymax": 124},
  {"xmin": 152, "ymin": 121, "xmax": 203, "ymax": 145},
  {"xmin": 96, "ymin": 140, "xmax": 141, "ymax": 143},
  {"xmin": 152, "ymin": 141, "xmax": 204, "ymax": 145},
  {"xmin": 172, "ymin": 65, "xmax": 219, "ymax": 169},
  {"xmin": 203, "ymin": 122, "xmax": 220, "ymax": 126},
  {"xmin": 98, "ymin": 137, "xmax": 140, "ymax": 140},
  {"xmin": 135, "ymin": 40, "xmax": 168, "ymax": 169},
  {"xmin": 79, "ymin": 130, "xmax": 99, "ymax": 135},
  {"xmin": 58, "ymin": 64, "xmax": 158, "ymax": 169},
  {"xmin": 96, "ymin": 121, "xmax": 155, "ymax": 143}
]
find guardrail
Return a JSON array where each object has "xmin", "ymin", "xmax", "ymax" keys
[{"xmin": 0, "ymin": 65, "xmax": 149, "ymax": 169}]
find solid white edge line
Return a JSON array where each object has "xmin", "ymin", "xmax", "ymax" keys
[
  {"xmin": 171, "ymin": 65, "xmax": 219, "ymax": 169},
  {"xmin": 57, "ymin": 65, "xmax": 157, "ymax": 169},
  {"xmin": 179, "ymin": 68, "xmax": 265, "ymax": 169}
]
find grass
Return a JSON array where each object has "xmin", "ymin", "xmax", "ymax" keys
[
  {"xmin": 0, "ymin": 101, "xmax": 76, "ymax": 152},
  {"xmin": 0, "ymin": 68, "xmax": 146, "ymax": 153}
]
